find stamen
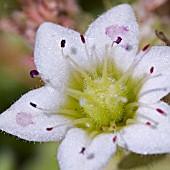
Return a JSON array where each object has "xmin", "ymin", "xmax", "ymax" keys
[
  {"xmin": 30, "ymin": 70, "xmax": 39, "ymax": 78},
  {"xmin": 126, "ymin": 117, "xmax": 157, "ymax": 129},
  {"xmin": 80, "ymin": 131, "xmax": 99, "ymax": 155},
  {"xmin": 102, "ymin": 46, "xmax": 109, "ymax": 81},
  {"xmin": 114, "ymin": 37, "xmax": 122, "ymax": 44},
  {"xmin": 80, "ymin": 34, "xmax": 85, "ymax": 44},
  {"xmin": 60, "ymin": 40, "xmax": 84, "ymax": 86},
  {"xmin": 80, "ymin": 34, "xmax": 98, "ymax": 79},
  {"xmin": 126, "ymin": 102, "xmax": 167, "ymax": 117},
  {"xmin": 61, "ymin": 39, "xmax": 66, "ymax": 48},
  {"xmin": 58, "ymin": 109, "xmax": 81, "ymax": 117},
  {"xmin": 139, "ymin": 87, "xmax": 167, "ymax": 98},
  {"xmin": 69, "ymin": 69, "xmax": 83, "ymax": 86},
  {"xmin": 144, "ymin": 67, "xmax": 161, "ymax": 84},
  {"xmin": 66, "ymin": 88, "xmax": 88, "ymax": 100},
  {"xmin": 80, "ymin": 147, "xmax": 86, "ymax": 154},
  {"xmin": 142, "ymin": 44, "xmax": 150, "ymax": 52},
  {"xmin": 30, "ymin": 102, "xmax": 37, "ymax": 108},
  {"xmin": 134, "ymin": 66, "xmax": 156, "ymax": 93},
  {"xmin": 156, "ymin": 108, "xmax": 167, "ymax": 116},
  {"xmin": 80, "ymin": 135, "xmax": 97, "ymax": 159},
  {"xmin": 46, "ymin": 127, "xmax": 53, "ymax": 131},
  {"xmin": 30, "ymin": 101, "xmax": 81, "ymax": 118},
  {"xmin": 111, "ymin": 36, "xmax": 122, "ymax": 46},
  {"xmin": 146, "ymin": 121, "xmax": 151, "ymax": 126},
  {"xmin": 66, "ymin": 88, "xmax": 100, "ymax": 107},
  {"xmin": 113, "ymin": 136, "xmax": 117, "ymax": 143},
  {"xmin": 46, "ymin": 118, "xmax": 91, "ymax": 131},
  {"xmin": 117, "ymin": 44, "xmax": 150, "ymax": 86},
  {"xmin": 66, "ymin": 55, "xmax": 93, "ymax": 83},
  {"xmin": 138, "ymin": 114, "xmax": 158, "ymax": 126},
  {"xmin": 61, "ymin": 39, "xmax": 67, "ymax": 62},
  {"xmin": 91, "ymin": 46, "xmax": 100, "ymax": 69},
  {"xmin": 145, "ymin": 121, "xmax": 157, "ymax": 128},
  {"xmin": 133, "ymin": 44, "xmax": 151, "ymax": 65},
  {"xmin": 60, "ymin": 39, "xmax": 67, "ymax": 60},
  {"xmin": 150, "ymin": 66, "xmax": 154, "ymax": 74}
]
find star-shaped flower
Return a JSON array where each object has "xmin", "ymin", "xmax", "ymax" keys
[{"xmin": 1, "ymin": 4, "xmax": 170, "ymax": 170}]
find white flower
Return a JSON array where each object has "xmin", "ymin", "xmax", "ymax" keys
[{"xmin": 1, "ymin": 4, "xmax": 170, "ymax": 170}]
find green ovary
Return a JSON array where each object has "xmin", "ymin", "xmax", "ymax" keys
[
  {"xmin": 63, "ymin": 58, "xmax": 143, "ymax": 133},
  {"xmin": 82, "ymin": 75, "xmax": 140, "ymax": 129},
  {"xmin": 83, "ymin": 78, "xmax": 124, "ymax": 126}
]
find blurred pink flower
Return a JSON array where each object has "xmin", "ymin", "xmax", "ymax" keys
[{"xmin": 0, "ymin": 0, "xmax": 80, "ymax": 46}]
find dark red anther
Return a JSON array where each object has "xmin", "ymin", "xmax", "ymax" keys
[
  {"xmin": 80, "ymin": 34, "xmax": 85, "ymax": 44},
  {"xmin": 61, "ymin": 39, "xmax": 66, "ymax": 48},
  {"xmin": 146, "ymin": 122, "xmax": 151, "ymax": 126},
  {"xmin": 30, "ymin": 102, "xmax": 37, "ymax": 108},
  {"xmin": 114, "ymin": 36, "xmax": 122, "ymax": 44},
  {"xmin": 113, "ymin": 136, "xmax": 117, "ymax": 143},
  {"xmin": 142, "ymin": 44, "xmax": 150, "ymax": 51},
  {"xmin": 80, "ymin": 147, "xmax": 86, "ymax": 154},
  {"xmin": 150, "ymin": 67, "xmax": 154, "ymax": 74},
  {"xmin": 156, "ymin": 108, "xmax": 165, "ymax": 115},
  {"xmin": 46, "ymin": 127, "xmax": 53, "ymax": 131},
  {"xmin": 30, "ymin": 70, "xmax": 39, "ymax": 78}
]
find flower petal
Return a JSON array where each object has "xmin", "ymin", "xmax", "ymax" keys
[
  {"xmin": 85, "ymin": 4, "xmax": 139, "ymax": 72},
  {"xmin": 0, "ymin": 86, "xmax": 69, "ymax": 142},
  {"xmin": 58, "ymin": 128, "xmax": 116, "ymax": 170},
  {"xmin": 134, "ymin": 46, "xmax": 170, "ymax": 103},
  {"xmin": 117, "ymin": 102, "xmax": 170, "ymax": 154},
  {"xmin": 34, "ymin": 22, "xmax": 88, "ymax": 88}
]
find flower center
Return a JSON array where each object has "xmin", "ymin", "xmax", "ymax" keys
[{"xmin": 64, "ymin": 50, "xmax": 143, "ymax": 133}]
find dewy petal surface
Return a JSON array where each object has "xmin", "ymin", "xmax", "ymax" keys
[
  {"xmin": 58, "ymin": 128, "xmax": 116, "ymax": 170},
  {"xmin": 117, "ymin": 102, "xmax": 170, "ymax": 154},
  {"xmin": 85, "ymin": 4, "xmax": 139, "ymax": 72},
  {"xmin": 34, "ymin": 22, "xmax": 88, "ymax": 88},
  {"xmin": 134, "ymin": 46, "xmax": 170, "ymax": 103},
  {"xmin": 0, "ymin": 86, "xmax": 68, "ymax": 142}
]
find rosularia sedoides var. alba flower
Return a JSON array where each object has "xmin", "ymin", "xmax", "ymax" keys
[{"xmin": 1, "ymin": 4, "xmax": 170, "ymax": 170}]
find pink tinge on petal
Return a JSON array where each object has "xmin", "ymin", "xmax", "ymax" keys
[
  {"xmin": 105, "ymin": 25, "xmax": 129, "ymax": 40},
  {"xmin": 16, "ymin": 112, "xmax": 33, "ymax": 127}
]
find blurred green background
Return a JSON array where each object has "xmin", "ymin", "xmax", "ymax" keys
[{"xmin": 0, "ymin": 0, "xmax": 170, "ymax": 170}]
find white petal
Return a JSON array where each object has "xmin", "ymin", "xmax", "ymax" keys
[
  {"xmin": 139, "ymin": 75, "xmax": 170, "ymax": 104},
  {"xmin": 34, "ymin": 22, "xmax": 88, "ymax": 88},
  {"xmin": 0, "ymin": 86, "xmax": 69, "ymax": 142},
  {"xmin": 58, "ymin": 128, "xmax": 116, "ymax": 170},
  {"xmin": 85, "ymin": 4, "xmax": 139, "ymax": 72},
  {"xmin": 134, "ymin": 46, "xmax": 170, "ymax": 103},
  {"xmin": 117, "ymin": 102, "xmax": 170, "ymax": 154}
]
